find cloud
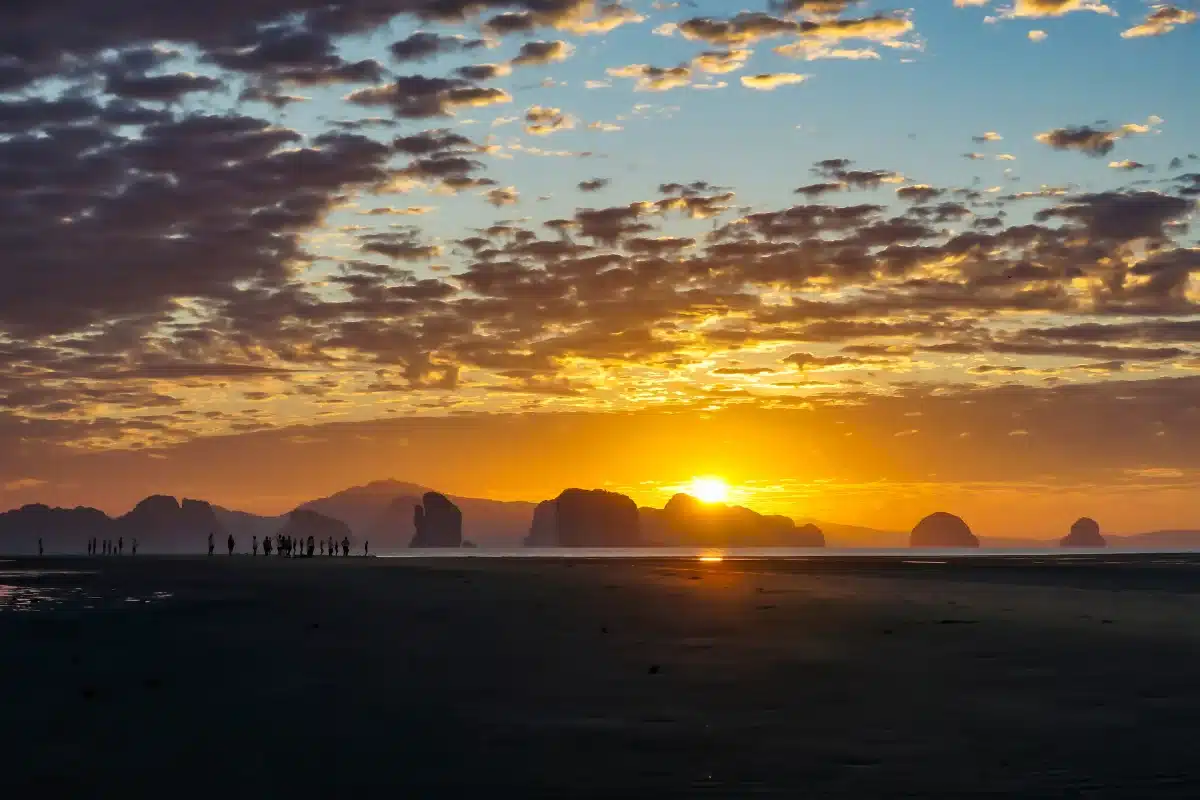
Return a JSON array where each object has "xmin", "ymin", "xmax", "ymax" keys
[
  {"xmin": 1028, "ymin": 30, "xmax": 1048, "ymax": 41},
  {"xmin": 389, "ymin": 32, "xmax": 486, "ymax": 62},
  {"xmin": 1121, "ymin": 5, "xmax": 1197, "ymax": 38},
  {"xmin": 1009, "ymin": 0, "xmax": 1113, "ymax": 18},
  {"xmin": 455, "ymin": 63, "xmax": 512, "ymax": 81},
  {"xmin": 3, "ymin": 478, "xmax": 48, "ymax": 492},
  {"xmin": 524, "ymin": 105, "xmax": 575, "ymax": 135},
  {"xmin": 691, "ymin": 49, "xmax": 753, "ymax": 74},
  {"xmin": 578, "ymin": 178, "xmax": 611, "ymax": 192},
  {"xmin": 607, "ymin": 63, "xmax": 693, "ymax": 91},
  {"xmin": 511, "ymin": 40, "xmax": 575, "ymax": 67},
  {"xmin": 347, "ymin": 76, "xmax": 511, "ymax": 118},
  {"xmin": 741, "ymin": 72, "xmax": 809, "ymax": 90},
  {"xmin": 485, "ymin": 186, "xmax": 520, "ymax": 206},
  {"xmin": 104, "ymin": 72, "xmax": 223, "ymax": 102},
  {"xmin": 1035, "ymin": 119, "xmax": 1159, "ymax": 156}
]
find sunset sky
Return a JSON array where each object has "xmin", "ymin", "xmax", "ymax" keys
[{"xmin": 3, "ymin": 0, "xmax": 1199, "ymax": 536}]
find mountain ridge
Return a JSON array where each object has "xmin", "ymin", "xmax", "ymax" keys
[{"xmin": 5, "ymin": 479, "xmax": 1200, "ymax": 552}]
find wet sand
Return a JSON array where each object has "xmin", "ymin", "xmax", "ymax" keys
[{"xmin": 3, "ymin": 553, "xmax": 1200, "ymax": 797}]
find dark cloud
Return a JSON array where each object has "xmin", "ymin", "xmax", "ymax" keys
[
  {"xmin": 389, "ymin": 32, "xmax": 486, "ymax": 62},
  {"xmin": 511, "ymin": 40, "xmax": 574, "ymax": 67},
  {"xmin": 103, "ymin": 71, "xmax": 223, "ymax": 102}
]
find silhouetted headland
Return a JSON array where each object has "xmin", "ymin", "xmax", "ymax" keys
[
  {"xmin": 410, "ymin": 492, "xmax": 463, "ymax": 547},
  {"xmin": 640, "ymin": 493, "xmax": 825, "ymax": 547},
  {"xmin": 911, "ymin": 512, "xmax": 979, "ymax": 548},
  {"xmin": 524, "ymin": 488, "xmax": 642, "ymax": 547},
  {"xmin": 1062, "ymin": 517, "xmax": 1107, "ymax": 548}
]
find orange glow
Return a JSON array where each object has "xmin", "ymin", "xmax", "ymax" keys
[
  {"xmin": 688, "ymin": 476, "xmax": 730, "ymax": 504},
  {"xmin": 698, "ymin": 553, "xmax": 724, "ymax": 562}
]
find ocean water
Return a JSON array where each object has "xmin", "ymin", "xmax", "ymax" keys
[{"xmin": 377, "ymin": 546, "xmax": 1198, "ymax": 559}]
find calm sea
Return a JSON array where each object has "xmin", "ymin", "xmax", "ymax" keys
[{"xmin": 375, "ymin": 546, "xmax": 1197, "ymax": 559}]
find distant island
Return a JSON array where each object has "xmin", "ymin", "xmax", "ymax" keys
[{"xmin": 0, "ymin": 478, "xmax": 1191, "ymax": 554}]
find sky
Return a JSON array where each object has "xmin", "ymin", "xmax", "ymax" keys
[{"xmin": 2, "ymin": 0, "xmax": 1199, "ymax": 537}]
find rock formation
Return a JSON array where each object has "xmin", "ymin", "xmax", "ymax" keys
[
  {"xmin": 277, "ymin": 509, "xmax": 351, "ymax": 544},
  {"xmin": 1061, "ymin": 517, "xmax": 1106, "ymax": 548},
  {"xmin": 524, "ymin": 500, "xmax": 558, "ymax": 546},
  {"xmin": 640, "ymin": 494, "xmax": 824, "ymax": 547},
  {"xmin": 910, "ymin": 512, "xmax": 979, "ymax": 548},
  {"xmin": 524, "ymin": 489, "xmax": 640, "ymax": 547},
  {"xmin": 410, "ymin": 492, "xmax": 463, "ymax": 547},
  {"xmin": 117, "ymin": 495, "xmax": 225, "ymax": 546},
  {"xmin": 0, "ymin": 504, "xmax": 112, "ymax": 552}
]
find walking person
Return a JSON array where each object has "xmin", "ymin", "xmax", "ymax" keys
[
  {"xmin": 132, "ymin": 538, "xmax": 138, "ymax": 556},
  {"xmin": 342, "ymin": 537, "xmax": 349, "ymax": 557},
  {"xmin": 208, "ymin": 532, "xmax": 214, "ymax": 556},
  {"xmin": 263, "ymin": 536, "xmax": 272, "ymax": 557},
  {"xmin": 227, "ymin": 534, "xmax": 235, "ymax": 556},
  {"xmin": 118, "ymin": 537, "xmax": 124, "ymax": 555},
  {"xmin": 252, "ymin": 535, "xmax": 258, "ymax": 556},
  {"xmin": 307, "ymin": 536, "xmax": 314, "ymax": 558},
  {"xmin": 364, "ymin": 540, "xmax": 369, "ymax": 557},
  {"xmin": 38, "ymin": 538, "xmax": 43, "ymax": 557}
]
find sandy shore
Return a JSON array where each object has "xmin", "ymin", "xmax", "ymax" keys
[{"xmin": 2, "ymin": 554, "xmax": 1199, "ymax": 797}]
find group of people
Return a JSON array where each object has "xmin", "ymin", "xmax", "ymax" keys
[
  {"xmin": 85, "ymin": 536, "xmax": 137, "ymax": 556},
  {"xmin": 206, "ymin": 532, "xmax": 365, "ymax": 557}
]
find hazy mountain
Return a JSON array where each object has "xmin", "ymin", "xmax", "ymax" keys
[
  {"xmin": 1110, "ymin": 530, "xmax": 1200, "ymax": 550},
  {"xmin": 212, "ymin": 506, "xmax": 285, "ymax": 541},
  {"xmin": 299, "ymin": 479, "xmax": 536, "ymax": 547},
  {"xmin": 798, "ymin": 519, "xmax": 908, "ymax": 549}
]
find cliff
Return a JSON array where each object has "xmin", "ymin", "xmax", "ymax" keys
[
  {"xmin": 524, "ymin": 489, "xmax": 641, "ymax": 547},
  {"xmin": 410, "ymin": 492, "xmax": 463, "ymax": 547}
]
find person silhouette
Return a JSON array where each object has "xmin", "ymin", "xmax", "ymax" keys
[
  {"xmin": 263, "ymin": 536, "xmax": 272, "ymax": 557},
  {"xmin": 227, "ymin": 534, "xmax": 235, "ymax": 555},
  {"xmin": 342, "ymin": 537, "xmax": 349, "ymax": 557},
  {"xmin": 307, "ymin": 536, "xmax": 314, "ymax": 558},
  {"xmin": 319, "ymin": 540, "xmax": 325, "ymax": 556},
  {"xmin": 364, "ymin": 540, "xmax": 369, "ymax": 557},
  {"xmin": 132, "ymin": 538, "xmax": 138, "ymax": 556},
  {"xmin": 208, "ymin": 532, "xmax": 214, "ymax": 556},
  {"xmin": 252, "ymin": 535, "xmax": 258, "ymax": 556},
  {"xmin": 118, "ymin": 537, "xmax": 124, "ymax": 555},
  {"xmin": 329, "ymin": 536, "xmax": 335, "ymax": 557},
  {"xmin": 38, "ymin": 538, "xmax": 43, "ymax": 557}
]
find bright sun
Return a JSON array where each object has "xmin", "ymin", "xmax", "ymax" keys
[{"xmin": 688, "ymin": 476, "xmax": 730, "ymax": 504}]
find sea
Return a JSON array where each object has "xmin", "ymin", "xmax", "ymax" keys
[{"xmin": 376, "ymin": 546, "xmax": 1198, "ymax": 559}]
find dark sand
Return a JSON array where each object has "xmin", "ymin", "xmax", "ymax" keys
[{"xmin": 3, "ymin": 554, "xmax": 1200, "ymax": 797}]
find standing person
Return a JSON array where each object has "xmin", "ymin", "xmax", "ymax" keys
[
  {"xmin": 307, "ymin": 536, "xmax": 314, "ymax": 558},
  {"xmin": 38, "ymin": 538, "xmax": 43, "ymax": 557},
  {"xmin": 319, "ymin": 539, "xmax": 325, "ymax": 556},
  {"xmin": 227, "ymin": 534, "xmax": 235, "ymax": 556},
  {"xmin": 208, "ymin": 532, "xmax": 214, "ymax": 556},
  {"xmin": 132, "ymin": 538, "xmax": 138, "ymax": 556},
  {"xmin": 328, "ymin": 537, "xmax": 335, "ymax": 557},
  {"xmin": 118, "ymin": 537, "xmax": 124, "ymax": 555},
  {"xmin": 263, "ymin": 536, "xmax": 272, "ymax": 557},
  {"xmin": 252, "ymin": 536, "xmax": 258, "ymax": 556},
  {"xmin": 364, "ymin": 540, "xmax": 369, "ymax": 557},
  {"xmin": 342, "ymin": 537, "xmax": 349, "ymax": 557}
]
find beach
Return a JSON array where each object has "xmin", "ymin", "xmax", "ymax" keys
[{"xmin": 3, "ymin": 553, "xmax": 1199, "ymax": 797}]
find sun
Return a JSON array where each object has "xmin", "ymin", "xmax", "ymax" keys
[{"xmin": 688, "ymin": 476, "xmax": 730, "ymax": 504}]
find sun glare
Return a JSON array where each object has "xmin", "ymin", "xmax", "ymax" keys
[{"xmin": 689, "ymin": 476, "xmax": 730, "ymax": 504}]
